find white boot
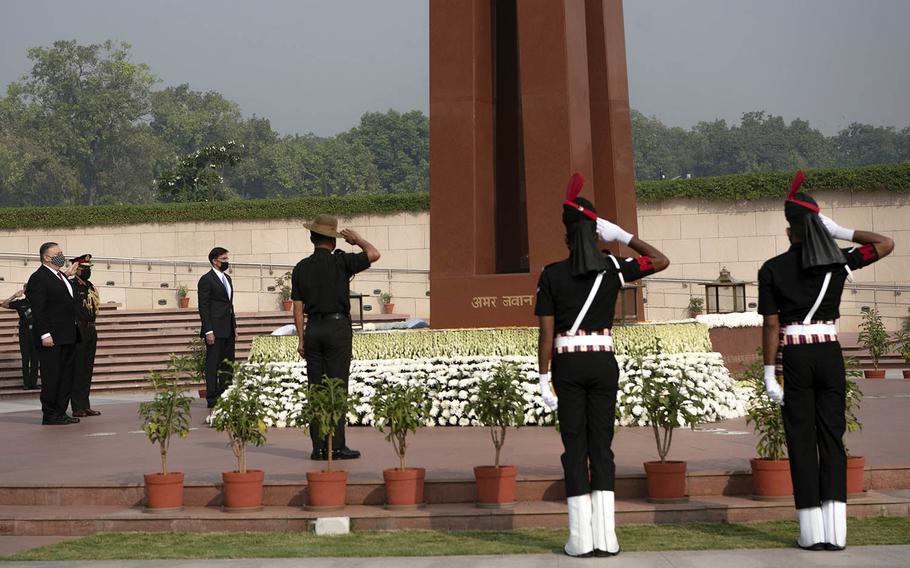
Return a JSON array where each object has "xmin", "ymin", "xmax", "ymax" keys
[
  {"xmin": 822, "ymin": 500, "xmax": 847, "ymax": 550},
  {"xmin": 592, "ymin": 490, "xmax": 620, "ymax": 555},
  {"xmin": 565, "ymin": 494, "xmax": 594, "ymax": 557},
  {"xmin": 797, "ymin": 506, "xmax": 825, "ymax": 550}
]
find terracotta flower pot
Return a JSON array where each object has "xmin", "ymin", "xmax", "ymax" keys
[
  {"xmin": 474, "ymin": 465, "xmax": 516, "ymax": 509},
  {"xmin": 383, "ymin": 303, "xmax": 395, "ymax": 314},
  {"xmin": 198, "ymin": 388, "xmax": 207, "ymax": 400},
  {"xmin": 281, "ymin": 299, "xmax": 293, "ymax": 311},
  {"xmin": 144, "ymin": 472, "xmax": 184, "ymax": 512},
  {"xmin": 902, "ymin": 370, "xmax": 910, "ymax": 379},
  {"xmin": 643, "ymin": 461, "xmax": 687, "ymax": 503},
  {"xmin": 750, "ymin": 458, "xmax": 792, "ymax": 500},
  {"xmin": 306, "ymin": 470, "xmax": 348, "ymax": 511},
  {"xmin": 864, "ymin": 369, "xmax": 886, "ymax": 379},
  {"xmin": 178, "ymin": 297, "xmax": 190, "ymax": 309},
  {"xmin": 222, "ymin": 469, "xmax": 264, "ymax": 511},
  {"xmin": 383, "ymin": 467, "xmax": 425, "ymax": 509},
  {"xmin": 847, "ymin": 455, "xmax": 866, "ymax": 496}
]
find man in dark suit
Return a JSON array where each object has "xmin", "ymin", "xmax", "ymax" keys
[
  {"xmin": 198, "ymin": 247, "xmax": 236, "ymax": 408},
  {"xmin": 27, "ymin": 242, "xmax": 81, "ymax": 425}
]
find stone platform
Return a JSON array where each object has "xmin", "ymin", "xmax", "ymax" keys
[{"xmin": 1, "ymin": 380, "xmax": 908, "ymax": 534}]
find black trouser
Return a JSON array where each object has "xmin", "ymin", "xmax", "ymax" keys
[
  {"xmin": 304, "ymin": 314, "xmax": 353, "ymax": 452},
  {"xmin": 204, "ymin": 335, "xmax": 235, "ymax": 408},
  {"xmin": 18, "ymin": 326, "xmax": 39, "ymax": 389},
  {"xmin": 552, "ymin": 351, "xmax": 619, "ymax": 497},
  {"xmin": 782, "ymin": 341, "xmax": 847, "ymax": 510},
  {"xmin": 71, "ymin": 322, "xmax": 97, "ymax": 412},
  {"xmin": 38, "ymin": 341, "xmax": 76, "ymax": 420}
]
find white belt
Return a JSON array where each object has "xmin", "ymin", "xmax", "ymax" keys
[
  {"xmin": 783, "ymin": 323, "xmax": 837, "ymax": 337},
  {"xmin": 553, "ymin": 334, "xmax": 614, "ymax": 353}
]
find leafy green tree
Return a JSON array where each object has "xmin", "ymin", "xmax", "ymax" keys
[
  {"xmin": 344, "ymin": 110, "xmax": 428, "ymax": 193},
  {"xmin": 150, "ymin": 84, "xmax": 244, "ymax": 156},
  {"xmin": 4, "ymin": 40, "xmax": 157, "ymax": 205},
  {"xmin": 156, "ymin": 141, "xmax": 243, "ymax": 202}
]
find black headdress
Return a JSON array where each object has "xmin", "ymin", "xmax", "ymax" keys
[
  {"xmin": 784, "ymin": 171, "xmax": 846, "ymax": 270},
  {"xmin": 562, "ymin": 173, "xmax": 608, "ymax": 276}
]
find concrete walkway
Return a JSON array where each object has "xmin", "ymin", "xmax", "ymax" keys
[{"xmin": 3, "ymin": 546, "xmax": 910, "ymax": 567}]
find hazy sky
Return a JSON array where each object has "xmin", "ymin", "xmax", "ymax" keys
[{"xmin": 1, "ymin": 0, "xmax": 908, "ymax": 136}]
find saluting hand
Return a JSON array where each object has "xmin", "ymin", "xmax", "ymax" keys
[{"xmin": 340, "ymin": 229, "xmax": 361, "ymax": 246}]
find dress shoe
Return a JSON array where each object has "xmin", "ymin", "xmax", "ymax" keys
[
  {"xmin": 63, "ymin": 415, "xmax": 80, "ymax": 424},
  {"xmin": 42, "ymin": 416, "xmax": 79, "ymax": 425},
  {"xmin": 594, "ymin": 548, "xmax": 621, "ymax": 557},
  {"xmin": 332, "ymin": 447, "xmax": 361, "ymax": 460},
  {"xmin": 84, "ymin": 409, "xmax": 101, "ymax": 416},
  {"xmin": 72, "ymin": 410, "xmax": 88, "ymax": 418},
  {"xmin": 798, "ymin": 542, "xmax": 826, "ymax": 551},
  {"xmin": 310, "ymin": 449, "xmax": 327, "ymax": 461},
  {"xmin": 824, "ymin": 543, "xmax": 846, "ymax": 551}
]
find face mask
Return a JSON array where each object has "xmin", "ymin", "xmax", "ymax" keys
[
  {"xmin": 219, "ymin": 260, "xmax": 230, "ymax": 272},
  {"xmin": 50, "ymin": 253, "xmax": 66, "ymax": 268},
  {"xmin": 80, "ymin": 268, "xmax": 92, "ymax": 280}
]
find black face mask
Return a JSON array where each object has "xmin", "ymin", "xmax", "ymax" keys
[
  {"xmin": 218, "ymin": 261, "xmax": 230, "ymax": 272},
  {"xmin": 80, "ymin": 269, "xmax": 92, "ymax": 280}
]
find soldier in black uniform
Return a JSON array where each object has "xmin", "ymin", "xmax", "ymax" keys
[
  {"xmin": 69, "ymin": 255, "xmax": 101, "ymax": 417},
  {"xmin": 293, "ymin": 214, "xmax": 380, "ymax": 461},
  {"xmin": 535, "ymin": 174, "xmax": 669, "ymax": 557},
  {"xmin": 758, "ymin": 171, "xmax": 893, "ymax": 551},
  {"xmin": 2, "ymin": 286, "xmax": 39, "ymax": 390}
]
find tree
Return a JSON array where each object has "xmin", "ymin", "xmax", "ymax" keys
[
  {"xmin": 4, "ymin": 40, "xmax": 157, "ymax": 205},
  {"xmin": 156, "ymin": 141, "xmax": 243, "ymax": 202},
  {"xmin": 833, "ymin": 123, "xmax": 909, "ymax": 167},
  {"xmin": 344, "ymin": 110, "xmax": 428, "ymax": 193},
  {"xmin": 150, "ymin": 84, "xmax": 244, "ymax": 156}
]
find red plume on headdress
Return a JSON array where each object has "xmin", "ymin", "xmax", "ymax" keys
[
  {"xmin": 787, "ymin": 170, "xmax": 805, "ymax": 200},
  {"xmin": 565, "ymin": 172, "xmax": 585, "ymax": 201},
  {"xmin": 785, "ymin": 170, "xmax": 819, "ymax": 213}
]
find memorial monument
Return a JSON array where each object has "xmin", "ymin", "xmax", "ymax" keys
[{"xmin": 430, "ymin": 0, "xmax": 640, "ymax": 328}]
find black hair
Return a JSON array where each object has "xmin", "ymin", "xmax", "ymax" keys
[
  {"xmin": 310, "ymin": 232, "xmax": 336, "ymax": 247},
  {"xmin": 208, "ymin": 247, "xmax": 229, "ymax": 264},
  {"xmin": 39, "ymin": 242, "xmax": 58, "ymax": 259}
]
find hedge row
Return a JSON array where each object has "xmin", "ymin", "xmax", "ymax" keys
[
  {"xmin": 0, "ymin": 193, "xmax": 430, "ymax": 230},
  {"xmin": 636, "ymin": 163, "xmax": 910, "ymax": 203},
  {"xmin": 2, "ymin": 164, "xmax": 907, "ymax": 229}
]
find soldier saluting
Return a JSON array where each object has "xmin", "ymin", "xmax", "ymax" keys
[
  {"xmin": 535, "ymin": 174, "xmax": 669, "ymax": 557},
  {"xmin": 758, "ymin": 171, "xmax": 893, "ymax": 550}
]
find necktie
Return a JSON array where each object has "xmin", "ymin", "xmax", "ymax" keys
[{"xmin": 220, "ymin": 273, "xmax": 230, "ymax": 298}]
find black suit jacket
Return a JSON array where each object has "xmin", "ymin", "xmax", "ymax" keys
[
  {"xmin": 26, "ymin": 265, "xmax": 79, "ymax": 345},
  {"xmin": 198, "ymin": 269, "xmax": 236, "ymax": 339}
]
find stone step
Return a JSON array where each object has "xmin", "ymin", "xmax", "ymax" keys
[{"xmin": 1, "ymin": 490, "xmax": 908, "ymax": 536}]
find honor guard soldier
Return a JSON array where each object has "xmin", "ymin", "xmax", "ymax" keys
[
  {"xmin": 2, "ymin": 286, "xmax": 39, "ymax": 390},
  {"xmin": 535, "ymin": 174, "xmax": 669, "ymax": 557},
  {"xmin": 758, "ymin": 171, "xmax": 893, "ymax": 551},
  {"xmin": 69, "ymin": 254, "xmax": 101, "ymax": 417},
  {"xmin": 293, "ymin": 214, "xmax": 380, "ymax": 461}
]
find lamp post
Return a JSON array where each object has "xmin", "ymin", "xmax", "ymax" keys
[{"xmin": 704, "ymin": 267, "xmax": 747, "ymax": 314}]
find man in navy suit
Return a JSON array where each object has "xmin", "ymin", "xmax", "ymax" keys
[
  {"xmin": 198, "ymin": 247, "xmax": 237, "ymax": 408},
  {"xmin": 27, "ymin": 242, "xmax": 81, "ymax": 425}
]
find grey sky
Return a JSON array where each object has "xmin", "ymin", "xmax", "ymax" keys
[{"xmin": 1, "ymin": 0, "xmax": 908, "ymax": 136}]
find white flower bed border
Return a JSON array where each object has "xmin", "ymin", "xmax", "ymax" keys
[{"xmin": 244, "ymin": 353, "xmax": 748, "ymax": 429}]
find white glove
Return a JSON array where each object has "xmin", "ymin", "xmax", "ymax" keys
[
  {"xmin": 818, "ymin": 213, "xmax": 855, "ymax": 242},
  {"xmin": 763, "ymin": 365, "xmax": 784, "ymax": 406},
  {"xmin": 538, "ymin": 373, "xmax": 559, "ymax": 410},
  {"xmin": 596, "ymin": 217, "xmax": 634, "ymax": 245}
]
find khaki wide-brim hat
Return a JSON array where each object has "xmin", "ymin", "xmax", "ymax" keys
[{"xmin": 304, "ymin": 214, "xmax": 343, "ymax": 238}]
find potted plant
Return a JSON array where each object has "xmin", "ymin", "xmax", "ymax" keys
[
  {"xmin": 301, "ymin": 376, "xmax": 360, "ymax": 511},
  {"xmin": 371, "ymin": 381, "xmax": 433, "ymax": 509},
  {"xmin": 687, "ymin": 297, "xmax": 704, "ymax": 319},
  {"xmin": 743, "ymin": 354, "xmax": 792, "ymax": 500},
  {"xmin": 176, "ymin": 284, "xmax": 190, "ymax": 309},
  {"xmin": 858, "ymin": 307, "xmax": 889, "ymax": 379},
  {"xmin": 894, "ymin": 307, "xmax": 910, "ymax": 379},
  {"xmin": 844, "ymin": 357, "xmax": 865, "ymax": 495},
  {"xmin": 380, "ymin": 292, "xmax": 394, "ymax": 314},
  {"xmin": 639, "ymin": 357, "xmax": 704, "ymax": 502},
  {"xmin": 210, "ymin": 363, "xmax": 269, "ymax": 511},
  {"xmin": 138, "ymin": 357, "xmax": 194, "ymax": 512},
  {"xmin": 466, "ymin": 362, "xmax": 526, "ymax": 508},
  {"xmin": 276, "ymin": 271, "xmax": 293, "ymax": 311}
]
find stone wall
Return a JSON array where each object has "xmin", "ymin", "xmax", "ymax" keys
[{"xmin": 1, "ymin": 189, "xmax": 907, "ymax": 329}]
